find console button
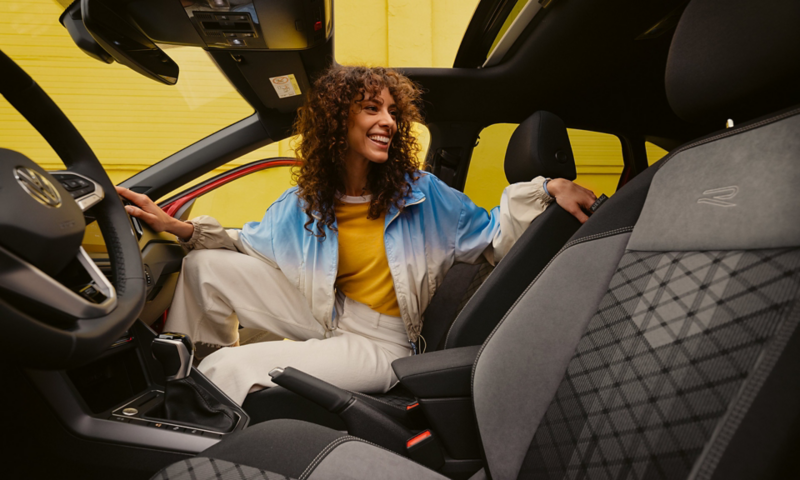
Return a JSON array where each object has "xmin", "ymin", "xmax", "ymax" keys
[
  {"xmin": 149, "ymin": 422, "xmax": 167, "ymax": 429},
  {"xmin": 109, "ymin": 415, "xmax": 129, "ymax": 423},
  {"xmin": 185, "ymin": 428, "xmax": 204, "ymax": 436},
  {"xmin": 167, "ymin": 425, "xmax": 184, "ymax": 433}
]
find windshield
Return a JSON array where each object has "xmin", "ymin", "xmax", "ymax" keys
[{"xmin": 0, "ymin": 0, "xmax": 256, "ymax": 183}]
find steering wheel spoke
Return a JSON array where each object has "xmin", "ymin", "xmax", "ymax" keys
[
  {"xmin": 51, "ymin": 171, "xmax": 105, "ymax": 212},
  {"xmin": 0, "ymin": 245, "xmax": 117, "ymax": 320}
]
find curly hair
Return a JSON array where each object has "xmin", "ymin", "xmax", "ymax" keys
[{"xmin": 293, "ymin": 66, "xmax": 423, "ymax": 239}]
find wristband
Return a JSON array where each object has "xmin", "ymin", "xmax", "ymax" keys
[{"xmin": 543, "ymin": 177, "xmax": 553, "ymax": 198}]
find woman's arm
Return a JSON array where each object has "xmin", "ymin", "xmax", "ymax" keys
[
  {"xmin": 115, "ymin": 186, "xmax": 261, "ymax": 256},
  {"xmin": 450, "ymin": 176, "xmax": 596, "ymax": 265}
]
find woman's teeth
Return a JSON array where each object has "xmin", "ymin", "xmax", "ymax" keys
[{"xmin": 369, "ymin": 135, "xmax": 389, "ymax": 145}]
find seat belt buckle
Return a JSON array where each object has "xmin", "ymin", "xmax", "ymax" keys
[
  {"xmin": 406, "ymin": 429, "xmax": 444, "ymax": 470},
  {"xmin": 405, "ymin": 402, "xmax": 426, "ymax": 429}
]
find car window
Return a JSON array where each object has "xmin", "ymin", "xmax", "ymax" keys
[
  {"xmin": 334, "ymin": 0, "xmax": 480, "ymax": 68},
  {"xmin": 0, "ymin": 0, "xmax": 256, "ymax": 183},
  {"xmin": 646, "ymin": 141, "xmax": 669, "ymax": 165},
  {"xmin": 187, "ymin": 166, "xmax": 296, "ymax": 229},
  {"xmin": 464, "ymin": 123, "xmax": 624, "ymax": 210}
]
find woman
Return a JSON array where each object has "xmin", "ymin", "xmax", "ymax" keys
[{"xmin": 117, "ymin": 66, "xmax": 596, "ymax": 405}]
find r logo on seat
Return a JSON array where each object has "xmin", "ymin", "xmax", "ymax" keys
[{"xmin": 697, "ymin": 186, "xmax": 738, "ymax": 207}]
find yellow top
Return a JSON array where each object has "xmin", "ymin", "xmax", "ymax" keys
[{"xmin": 334, "ymin": 197, "xmax": 401, "ymax": 317}]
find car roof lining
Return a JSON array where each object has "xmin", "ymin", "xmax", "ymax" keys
[{"xmin": 406, "ymin": 0, "xmax": 712, "ymax": 144}]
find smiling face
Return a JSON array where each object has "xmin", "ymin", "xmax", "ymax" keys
[{"xmin": 344, "ymin": 87, "xmax": 397, "ymax": 166}]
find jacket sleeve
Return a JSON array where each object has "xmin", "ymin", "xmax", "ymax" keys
[
  {"xmin": 178, "ymin": 215, "xmax": 278, "ymax": 267},
  {"xmin": 454, "ymin": 176, "xmax": 553, "ymax": 265}
]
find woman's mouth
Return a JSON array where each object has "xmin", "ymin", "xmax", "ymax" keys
[{"xmin": 368, "ymin": 135, "xmax": 390, "ymax": 147}]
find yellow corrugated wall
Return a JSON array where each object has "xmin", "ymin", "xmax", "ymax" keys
[{"xmin": 1, "ymin": 0, "xmax": 665, "ymax": 224}]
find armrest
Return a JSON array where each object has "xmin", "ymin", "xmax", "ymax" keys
[{"xmin": 392, "ymin": 345, "xmax": 480, "ymax": 398}]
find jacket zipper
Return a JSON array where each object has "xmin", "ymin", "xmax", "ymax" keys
[{"xmin": 384, "ymin": 197, "xmax": 425, "ymax": 350}]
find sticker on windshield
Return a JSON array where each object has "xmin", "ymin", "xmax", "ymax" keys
[{"xmin": 270, "ymin": 74, "xmax": 302, "ymax": 98}]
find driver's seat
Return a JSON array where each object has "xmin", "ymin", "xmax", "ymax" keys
[{"xmin": 151, "ymin": 0, "xmax": 800, "ymax": 479}]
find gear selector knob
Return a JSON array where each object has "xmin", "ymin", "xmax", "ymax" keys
[{"xmin": 152, "ymin": 332, "xmax": 194, "ymax": 381}]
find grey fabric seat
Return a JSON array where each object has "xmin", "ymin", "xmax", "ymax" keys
[{"xmin": 152, "ymin": 0, "xmax": 800, "ymax": 479}]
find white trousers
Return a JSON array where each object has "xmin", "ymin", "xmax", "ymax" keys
[{"xmin": 164, "ymin": 249, "xmax": 411, "ymax": 405}]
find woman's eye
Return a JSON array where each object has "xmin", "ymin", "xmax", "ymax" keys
[{"xmin": 365, "ymin": 105, "xmax": 378, "ymax": 112}]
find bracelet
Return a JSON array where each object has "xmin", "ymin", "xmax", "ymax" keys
[{"xmin": 543, "ymin": 177, "xmax": 553, "ymax": 198}]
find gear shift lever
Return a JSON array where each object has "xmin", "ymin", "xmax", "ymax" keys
[
  {"xmin": 152, "ymin": 332, "xmax": 194, "ymax": 381},
  {"xmin": 150, "ymin": 332, "xmax": 236, "ymax": 432}
]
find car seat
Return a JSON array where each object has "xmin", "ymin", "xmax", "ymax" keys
[
  {"xmin": 422, "ymin": 110, "xmax": 583, "ymax": 351},
  {"xmin": 152, "ymin": 0, "xmax": 800, "ymax": 478},
  {"xmin": 241, "ymin": 110, "xmax": 583, "ymax": 426}
]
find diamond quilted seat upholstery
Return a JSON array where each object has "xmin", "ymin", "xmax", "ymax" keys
[
  {"xmin": 153, "ymin": 457, "xmax": 294, "ymax": 480},
  {"xmin": 518, "ymin": 248, "xmax": 800, "ymax": 477}
]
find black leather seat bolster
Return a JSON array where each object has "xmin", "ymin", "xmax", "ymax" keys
[{"xmin": 392, "ymin": 346, "xmax": 480, "ymax": 398}]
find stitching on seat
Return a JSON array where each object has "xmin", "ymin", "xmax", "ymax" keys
[
  {"xmin": 468, "ymin": 228, "xmax": 634, "ymax": 448},
  {"xmin": 299, "ymin": 436, "xmax": 357, "ymax": 480},
  {"xmin": 471, "ymin": 226, "xmax": 634, "ymax": 379},
  {"xmin": 299, "ymin": 435, "xmax": 411, "ymax": 480}
]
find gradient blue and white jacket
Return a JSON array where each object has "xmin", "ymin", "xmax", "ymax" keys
[{"xmin": 183, "ymin": 171, "xmax": 552, "ymax": 342}]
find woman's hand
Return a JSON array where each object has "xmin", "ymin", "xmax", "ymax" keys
[
  {"xmin": 115, "ymin": 186, "xmax": 194, "ymax": 240},
  {"xmin": 546, "ymin": 178, "xmax": 598, "ymax": 224}
]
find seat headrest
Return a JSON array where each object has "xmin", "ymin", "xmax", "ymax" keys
[
  {"xmin": 504, "ymin": 111, "xmax": 577, "ymax": 184},
  {"xmin": 666, "ymin": 0, "xmax": 800, "ymax": 124}
]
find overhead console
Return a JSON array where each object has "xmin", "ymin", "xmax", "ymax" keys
[
  {"xmin": 184, "ymin": 0, "xmax": 332, "ymax": 50},
  {"xmin": 61, "ymin": 0, "xmax": 332, "ymax": 85}
]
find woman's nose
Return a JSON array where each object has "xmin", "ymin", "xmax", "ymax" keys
[{"xmin": 378, "ymin": 109, "xmax": 395, "ymax": 127}]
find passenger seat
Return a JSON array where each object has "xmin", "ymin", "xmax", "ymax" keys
[{"xmin": 422, "ymin": 110, "xmax": 584, "ymax": 351}]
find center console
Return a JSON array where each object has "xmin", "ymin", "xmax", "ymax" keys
[{"xmin": 25, "ymin": 319, "xmax": 248, "ymax": 455}]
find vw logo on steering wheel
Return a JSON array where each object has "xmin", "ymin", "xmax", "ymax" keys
[{"xmin": 14, "ymin": 166, "xmax": 62, "ymax": 208}]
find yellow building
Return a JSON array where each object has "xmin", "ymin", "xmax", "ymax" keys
[{"xmin": 0, "ymin": 0, "xmax": 666, "ymax": 226}]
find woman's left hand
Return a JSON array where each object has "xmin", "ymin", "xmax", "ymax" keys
[{"xmin": 546, "ymin": 178, "xmax": 598, "ymax": 224}]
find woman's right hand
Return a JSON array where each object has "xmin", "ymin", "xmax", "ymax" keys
[{"xmin": 115, "ymin": 186, "xmax": 194, "ymax": 240}]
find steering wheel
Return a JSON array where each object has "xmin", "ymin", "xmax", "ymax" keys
[{"xmin": 0, "ymin": 50, "xmax": 145, "ymax": 369}]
